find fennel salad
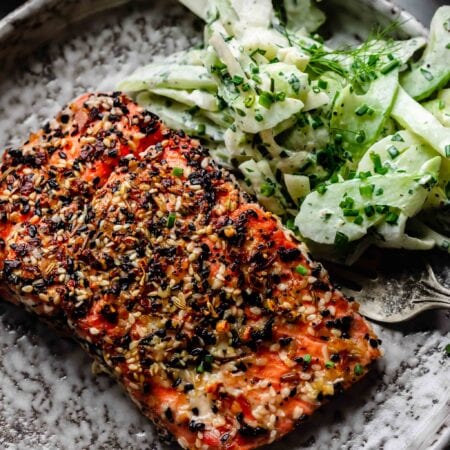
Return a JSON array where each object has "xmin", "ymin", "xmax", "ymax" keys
[{"xmin": 119, "ymin": 0, "xmax": 450, "ymax": 263}]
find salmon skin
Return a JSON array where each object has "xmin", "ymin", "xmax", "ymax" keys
[{"xmin": 0, "ymin": 93, "xmax": 381, "ymax": 449}]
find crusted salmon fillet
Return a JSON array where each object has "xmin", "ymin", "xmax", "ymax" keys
[{"xmin": 0, "ymin": 93, "xmax": 381, "ymax": 449}]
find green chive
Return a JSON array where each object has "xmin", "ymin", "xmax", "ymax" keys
[
  {"xmin": 295, "ymin": 264, "xmax": 308, "ymax": 275},
  {"xmin": 188, "ymin": 105, "xmax": 200, "ymax": 115},
  {"xmin": 275, "ymin": 91, "xmax": 286, "ymax": 102},
  {"xmin": 354, "ymin": 363, "xmax": 364, "ymax": 376},
  {"xmin": 387, "ymin": 145, "xmax": 400, "ymax": 159},
  {"xmin": 252, "ymin": 74, "xmax": 262, "ymax": 84},
  {"xmin": 334, "ymin": 231, "xmax": 349, "ymax": 248},
  {"xmin": 318, "ymin": 79, "xmax": 328, "ymax": 89},
  {"xmin": 242, "ymin": 82, "xmax": 251, "ymax": 92},
  {"xmin": 303, "ymin": 354, "xmax": 312, "ymax": 363},
  {"xmin": 376, "ymin": 205, "xmax": 389, "ymax": 214},
  {"xmin": 167, "ymin": 213, "xmax": 176, "ymax": 228},
  {"xmin": 358, "ymin": 171, "xmax": 372, "ymax": 180},
  {"xmin": 370, "ymin": 152, "xmax": 388, "ymax": 175},
  {"xmin": 446, "ymin": 43, "xmax": 450, "ymax": 50},
  {"xmin": 391, "ymin": 133, "xmax": 404, "ymax": 142},
  {"xmin": 286, "ymin": 218, "xmax": 295, "ymax": 230},
  {"xmin": 325, "ymin": 360, "xmax": 335, "ymax": 369},
  {"xmin": 354, "ymin": 215, "xmax": 364, "ymax": 225},
  {"xmin": 317, "ymin": 184, "xmax": 327, "ymax": 195},
  {"xmin": 231, "ymin": 75, "xmax": 244, "ymax": 85},
  {"xmin": 244, "ymin": 95, "xmax": 255, "ymax": 108},
  {"xmin": 438, "ymin": 100, "xmax": 445, "ymax": 110},
  {"xmin": 375, "ymin": 187, "xmax": 384, "ymax": 196},
  {"xmin": 235, "ymin": 108, "xmax": 246, "ymax": 117},
  {"xmin": 380, "ymin": 59, "xmax": 400, "ymax": 74},
  {"xmin": 356, "ymin": 130, "xmax": 366, "ymax": 144},
  {"xmin": 364, "ymin": 205, "xmax": 375, "ymax": 217},
  {"xmin": 445, "ymin": 145, "xmax": 450, "ymax": 157},
  {"xmin": 359, "ymin": 184, "xmax": 374, "ymax": 198},
  {"xmin": 255, "ymin": 113, "xmax": 264, "ymax": 122},
  {"xmin": 339, "ymin": 197, "xmax": 354, "ymax": 209},
  {"xmin": 385, "ymin": 212, "xmax": 399, "ymax": 224},
  {"xmin": 343, "ymin": 209, "xmax": 359, "ymax": 217},
  {"xmin": 419, "ymin": 68, "xmax": 434, "ymax": 81},
  {"xmin": 260, "ymin": 182, "xmax": 275, "ymax": 197},
  {"xmin": 355, "ymin": 104, "xmax": 369, "ymax": 116},
  {"xmin": 334, "ymin": 133, "xmax": 343, "ymax": 144},
  {"xmin": 196, "ymin": 123, "xmax": 206, "ymax": 135},
  {"xmin": 259, "ymin": 91, "xmax": 274, "ymax": 109},
  {"xmin": 172, "ymin": 167, "xmax": 184, "ymax": 177}
]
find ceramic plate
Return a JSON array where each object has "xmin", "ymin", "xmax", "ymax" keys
[{"xmin": 0, "ymin": 1, "xmax": 448, "ymax": 449}]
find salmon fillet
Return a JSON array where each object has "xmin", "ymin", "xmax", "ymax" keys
[{"xmin": 0, "ymin": 93, "xmax": 381, "ymax": 449}]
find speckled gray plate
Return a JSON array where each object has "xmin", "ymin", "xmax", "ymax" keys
[{"xmin": 0, "ymin": 1, "xmax": 448, "ymax": 449}]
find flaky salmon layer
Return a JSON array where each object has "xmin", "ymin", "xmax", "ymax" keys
[{"xmin": 0, "ymin": 93, "xmax": 381, "ymax": 449}]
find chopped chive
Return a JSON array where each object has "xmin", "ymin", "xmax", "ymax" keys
[
  {"xmin": 260, "ymin": 182, "xmax": 275, "ymax": 197},
  {"xmin": 391, "ymin": 133, "xmax": 404, "ymax": 142},
  {"xmin": 376, "ymin": 205, "xmax": 389, "ymax": 214},
  {"xmin": 235, "ymin": 108, "xmax": 246, "ymax": 117},
  {"xmin": 252, "ymin": 74, "xmax": 262, "ymax": 84},
  {"xmin": 364, "ymin": 205, "xmax": 375, "ymax": 217},
  {"xmin": 172, "ymin": 167, "xmax": 184, "ymax": 177},
  {"xmin": 340, "ymin": 197, "xmax": 355, "ymax": 209},
  {"xmin": 250, "ymin": 64, "xmax": 259, "ymax": 74},
  {"xmin": 231, "ymin": 75, "xmax": 244, "ymax": 85},
  {"xmin": 438, "ymin": 99, "xmax": 445, "ymax": 110},
  {"xmin": 368, "ymin": 54, "xmax": 379, "ymax": 66},
  {"xmin": 334, "ymin": 133, "xmax": 343, "ymax": 144},
  {"xmin": 303, "ymin": 354, "xmax": 312, "ymax": 363},
  {"xmin": 242, "ymin": 82, "xmax": 251, "ymax": 92},
  {"xmin": 343, "ymin": 209, "xmax": 359, "ymax": 217},
  {"xmin": 380, "ymin": 59, "xmax": 400, "ymax": 74},
  {"xmin": 354, "ymin": 215, "xmax": 364, "ymax": 225},
  {"xmin": 270, "ymin": 57, "xmax": 280, "ymax": 64},
  {"xmin": 318, "ymin": 79, "xmax": 328, "ymax": 89},
  {"xmin": 259, "ymin": 91, "xmax": 274, "ymax": 109},
  {"xmin": 354, "ymin": 363, "xmax": 364, "ymax": 376},
  {"xmin": 385, "ymin": 212, "xmax": 399, "ymax": 224},
  {"xmin": 375, "ymin": 187, "xmax": 384, "ymax": 196},
  {"xmin": 270, "ymin": 77, "xmax": 275, "ymax": 92},
  {"xmin": 387, "ymin": 145, "xmax": 400, "ymax": 159},
  {"xmin": 446, "ymin": 43, "xmax": 450, "ymax": 50},
  {"xmin": 244, "ymin": 95, "xmax": 255, "ymax": 108},
  {"xmin": 196, "ymin": 123, "xmax": 206, "ymax": 135},
  {"xmin": 295, "ymin": 265, "xmax": 308, "ymax": 275},
  {"xmin": 370, "ymin": 152, "xmax": 388, "ymax": 175},
  {"xmin": 356, "ymin": 130, "xmax": 366, "ymax": 144},
  {"xmin": 187, "ymin": 105, "xmax": 200, "ymax": 115},
  {"xmin": 286, "ymin": 218, "xmax": 295, "ymax": 230},
  {"xmin": 334, "ymin": 231, "xmax": 349, "ymax": 248},
  {"xmin": 419, "ymin": 68, "xmax": 434, "ymax": 81},
  {"xmin": 359, "ymin": 184, "xmax": 374, "ymax": 198},
  {"xmin": 355, "ymin": 104, "xmax": 369, "ymax": 116},
  {"xmin": 317, "ymin": 184, "xmax": 327, "ymax": 195},
  {"xmin": 288, "ymin": 74, "xmax": 301, "ymax": 93},
  {"xmin": 358, "ymin": 171, "xmax": 372, "ymax": 180},
  {"xmin": 311, "ymin": 115, "xmax": 323, "ymax": 129},
  {"xmin": 325, "ymin": 360, "xmax": 335, "ymax": 369},
  {"xmin": 275, "ymin": 91, "xmax": 286, "ymax": 102},
  {"xmin": 167, "ymin": 213, "xmax": 176, "ymax": 228},
  {"xmin": 445, "ymin": 145, "xmax": 450, "ymax": 157},
  {"xmin": 255, "ymin": 112, "xmax": 264, "ymax": 122}
]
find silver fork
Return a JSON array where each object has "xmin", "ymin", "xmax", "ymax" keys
[{"xmin": 326, "ymin": 249, "xmax": 450, "ymax": 323}]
